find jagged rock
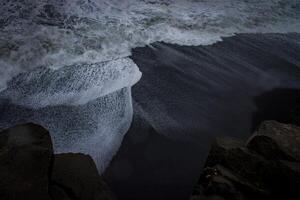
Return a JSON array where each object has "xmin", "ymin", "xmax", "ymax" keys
[
  {"xmin": 49, "ymin": 185, "xmax": 72, "ymax": 200},
  {"xmin": 204, "ymin": 137, "xmax": 245, "ymax": 168},
  {"xmin": 205, "ymin": 137, "xmax": 277, "ymax": 188},
  {"xmin": 0, "ymin": 124, "xmax": 116, "ymax": 200},
  {"xmin": 0, "ymin": 123, "xmax": 53, "ymax": 200},
  {"xmin": 191, "ymin": 194, "xmax": 225, "ymax": 200},
  {"xmin": 202, "ymin": 137, "xmax": 290, "ymax": 199},
  {"xmin": 278, "ymin": 160, "xmax": 300, "ymax": 197},
  {"xmin": 247, "ymin": 121, "xmax": 300, "ymax": 161},
  {"xmin": 193, "ymin": 121, "xmax": 300, "ymax": 200},
  {"xmin": 51, "ymin": 153, "xmax": 116, "ymax": 200},
  {"xmin": 192, "ymin": 164, "xmax": 270, "ymax": 200}
]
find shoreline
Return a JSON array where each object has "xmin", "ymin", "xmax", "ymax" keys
[{"xmin": 104, "ymin": 33, "xmax": 300, "ymax": 200}]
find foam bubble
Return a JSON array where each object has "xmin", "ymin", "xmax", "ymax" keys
[
  {"xmin": 0, "ymin": 58, "xmax": 141, "ymax": 108},
  {"xmin": 1, "ymin": 0, "xmax": 300, "ymax": 90},
  {"xmin": 0, "ymin": 0, "xmax": 299, "ymax": 172}
]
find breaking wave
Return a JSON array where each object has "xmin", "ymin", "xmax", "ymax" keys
[
  {"xmin": 0, "ymin": 0, "xmax": 299, "ymax": 171},
  {"xmin": 0, "ymin": 0, "xmax": 300, "ymax": 91}
]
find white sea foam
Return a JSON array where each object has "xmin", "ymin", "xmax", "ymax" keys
[
  {"xmin": 0, "ymin": 0, "xmax": 299, "ymax": 171},
  {"xmin": 0, "ymin": 58, "xmax": 141, "ymax": 107},
  {"xmin": 0, "ymin": 0, "xmax": 300, "ymax": 91}
]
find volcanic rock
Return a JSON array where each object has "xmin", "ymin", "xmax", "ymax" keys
[
  {"xmin": 192, "ymin": 121, "xmax": 300, "ymax": 200},
  {"xmin": 0, "ymin": 123, "xmax": 53, "ymax": 200},
  {"xmin": 0, "ymin": 123, "xmax": 116, "ymax": 200},
  {"xmin": 51, "ymin": 153, "xmax": 116, "ymax": 200},
  {"xmin": 247, "ymin": 121, "xmax": 300, "ymax": 161}
]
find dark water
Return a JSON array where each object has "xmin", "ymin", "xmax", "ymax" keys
[{"xmin": 104, "ymin": 33, "xmax": 300, "ymax": 200}]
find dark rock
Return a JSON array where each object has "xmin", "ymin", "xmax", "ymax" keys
[
  {"xmin": 278, "ymin": 160, "xmax": 300, "ymax": 197},
  {"xmin": 201, "ymin": 137, "xmax": 289, "ymax": 199},
  {"xmin": 191, "ymin": 194, "xmax": 225, "ymax": 200},
  {"xmin": 193, "ymin": 121, "xmax": 300, "ymax": 200},
  {"xmin": 205, "ymin": 137, "xmax": 275, "ymax": 188},
  {"xmin": 192, "ymin": 164, "xmax": 270, "ymax": 200},
  {"xmin": 49, "ymin": 185, "xmax": 72, "ymax": 200},
  {"xmin": 204, "ymin": 137, "xmax": 245, "ymax": 168},
  {"xmin": 51, "ymin": 153, "xmax": 116, "ymax": 200},
  {"xmin": 0, "ymin": 123, "xmax": 116, "ymax": 200},
  {"xmin": 0, "ymin": 123, "xmax": 53, "ymax": 200},
  {"xmin": 247, "ymin": 121, "xmax": 300, "ymax": 161}
]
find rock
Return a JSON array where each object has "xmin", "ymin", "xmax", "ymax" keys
[
  {"xmin": 192, "ymin": 164, "xmax": 270, "ymax": 200},
  {"xmin": 204, "ymin": 137, "xmax": 245, "ymax": 168},
  {"xmin": 202, "ymin": 137, "xmax": 290, "ymax": 199},
  {"xmin": 278, "ymin": 160, "xmax": 300, "ymax": 197},
  {"xmin": 191, "ymin": 194, "xmax": 225, "ymax": 200},
  {"xmin": 0, "ymin": 123, "xmax": 53, "ymax": 200},
  {"xmin": 49, "ymin": 185, "xmax": 72, "ymax": 200},
  {"xmin": 247, "ymin": 121, "xmax": 300, "ymax": 161},
  {"xmin": 0, "ymin": 123, "xmax": 116, "ymax": 200},
  {"xmin": 193, "ymin": 121, "xmax": 300, "ymax": 200},
  {"xmin": 205, "ymin": 137, "xmax": 275, "ymax": 188},
  {"xmin": 51, "ymin": 153, "xmax": 116, "ymax": 200}
]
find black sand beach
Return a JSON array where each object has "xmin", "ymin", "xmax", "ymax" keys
[{"xmin": 104, "ymin": 33, "xmax": 300, "ymax": 200}]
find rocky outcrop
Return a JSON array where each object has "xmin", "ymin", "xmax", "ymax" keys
[
  {"xmin": 0, "ymin": 123, "xmax": 53, "ymax": 200},
  {"xmin": 247, "ymin": 121, "xmax": 300, "ymax": 161},
  {"xmin": 192, "ymin": 121, "xmax": 300, "ymax": 200},
  {"xmin": 51, "ymin": 153, "xmax": 115, "ymax": 200},
  {"xmin": 0, "ymin": 123, "xmax": 115, "ymax": 200}
]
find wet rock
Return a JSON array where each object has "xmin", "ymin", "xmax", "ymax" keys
[
  {"xmin": 193, "ymin": 163, "xmax": 270, "ymax": 200},
  {"xmin": 204, "ymin": 137, "xmax": 279, "ymax": 190},
  {"xmin": 0, "ymin": 123, "xmax": 116, "ymax": 200},
  {"xmin": 51, "ymin": 153, "xmax": 116, "ymax": 200},
  {"xmin": 0, "ymin": 123, "xmax": 53, "ymax": 200},
  {"xmin": 191, "ymin": 194, "xmax": 225, "ymax": 200},
  {"xmin": 278, "ymin": 160, "xmax": 300, "ymax": 197},
  {"xmin": 247, "ymin": 121, "xmax": 300, "ymax": 161},
  {"xmin": 192, "ymin": 121, "xmax": 300, "ymax": 200},
  {"xmin": 49, "ymin": 185, "xmax": 72, "ymax": 200}
]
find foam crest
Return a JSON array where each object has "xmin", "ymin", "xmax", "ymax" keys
[
  {"xmin": 0, "ymin": 0, "xmax": 300, "ymax": 172},
  {"xmin": 0, "ymin": 58, "xmax": 141, "ymax": 108},
  {"xmin": 1, "ymin": 0, "xmax": 300, "ymax": 91}
]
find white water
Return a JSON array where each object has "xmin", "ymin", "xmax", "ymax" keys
[
  {"xmin": 1, "ymin": 0, "xmax": 300, "ymax": 91},
  {"xmin": 0, "ymin": 0, "xmax": 299, "ymax": 171}
]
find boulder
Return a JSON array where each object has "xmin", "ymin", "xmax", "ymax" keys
[
  {"xmin": 51, "ymin": 153, "xmax": 116, "ymax": 200},
  {"xmin": 0, "ymin": 123, "xmax": 116, "ymax": 200},
  {"xmin": 193, "ymin": 121, "xmax": 300, "ymax": 200},
  {"xmin": 205, "ymin": 137, "xmax": 278, "ymax": 188},
  {"xmin": 193, "ymin": 163, "xmax": 270, "ymax": 200},
  {"xmin": 0, "ymin": 123, "xmax": 53, "ymax": 200},
  {"xmin": 278, "ymin": 160, "xmax": 300, "ymax": 197},
  {"xmin": 202, "ymin": 137, "xmax": 289, "ymax": 199},
  {"xmin": 49, "ymin": 185, "xmax": 72, "ymax": 200},
  {"xmin": 247, "ymin": 121, "xmax": 300, "ymax": 161}
]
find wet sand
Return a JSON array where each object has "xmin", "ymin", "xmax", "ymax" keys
[{"xmin": 104, "ymin": 33, "xmax": 300, "ymax": 200}]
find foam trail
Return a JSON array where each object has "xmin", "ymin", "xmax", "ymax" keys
[
  {"xmin": 0, "ymin": 58, "xmax": 141, "ymax": 108},
  {"xmin": 0, "ymin": 0, "xmax": 300, "ymax": 90},
  {"xmin": 0, "ymin": 0, "xmax": 300, "ymax": 171}
]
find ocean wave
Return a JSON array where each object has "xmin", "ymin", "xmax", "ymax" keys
[
  {"xmin": 0, "ymin": 0, "xmax": 300, "ymax": 172},
  {"xmin": 0, "ymin": 0, "xmax": 299, "ymax": 92}
]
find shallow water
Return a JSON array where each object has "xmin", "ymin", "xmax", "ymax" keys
[{"xmin": 104, "ymin": 33, "xmax": 300, "ymax": 200}]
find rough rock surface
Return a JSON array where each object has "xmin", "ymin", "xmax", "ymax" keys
[
  {"xmin": 51, "ymin": 153, "xmax": 115, "ymax": 200},
  {"xmin": 247, "ymin": 121, "xmax": 300, "ymax": 161},
  {"xmin": 0, "ymin": 123, "xmax": 115, "ymax": 200},
  {"xmin": 0, "ymin": 123, "xmax": 53, "ymax": 200},
  {"xmin": 192, "ymin": 121, "xmax": 300, "ymax": 200}
]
